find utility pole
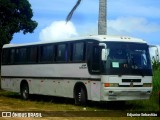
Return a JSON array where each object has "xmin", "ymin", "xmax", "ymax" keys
[
  {"xmin": 98, "ymin": 0, "xmax": 107, "ymax": 35},
  {"xmin": 66, "ymin": 0, "xmax": 107, "ymax": 35}
]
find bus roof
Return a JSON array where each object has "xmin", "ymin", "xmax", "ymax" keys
[{"xmin": 3, "ymin": 35, "xmax": 147, "ymax": 48}]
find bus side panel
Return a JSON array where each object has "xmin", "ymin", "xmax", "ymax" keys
[
  {"xmin": 90, "ymin": 81, "xmax": 101, "ymax": 101},
  {"xmin": 1, "ymin": 78, "xmax": 92, "ymax": 100},
  {"xmin": 28, "ymin": 79, "xmax": 75, "ymax": 98},
  {"xmin": 55, "ymin": 79, "xmax": 75, "ymax": 98},
  {"xmin": 1, "ymin": 78, "xmax": 13, "ymax": 91},
  {"xmin": 27, "ymin": 79, "xmax": 41, "ymax": 94},
  {"xmin": 1, "ymin": 78, "xmax": 20, "ymax": 93},
  {"xmin": 1, "ymin": 64, "xmax": 91, "ymax": 79}
]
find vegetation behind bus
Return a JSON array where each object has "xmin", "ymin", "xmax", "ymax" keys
[{"xmin": 152, "ymin": 62, "xmax": 160, "ymax": 93}]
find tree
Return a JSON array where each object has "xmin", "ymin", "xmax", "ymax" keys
[
  {"xmin": 66, "ymin": 0, "xmax": 107, "ymax": 35},
  {"xmin": 0, "ymin": 0, "xmax": 38, "ymax": 49}
]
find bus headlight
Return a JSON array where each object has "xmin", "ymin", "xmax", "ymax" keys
[
  {"xmin": 104, "ymin": 83, "xmax": 119, "ymax": 87},
  {"xmin": 143, "ymin": 83, "xmax": 152, "ymax": 87}
]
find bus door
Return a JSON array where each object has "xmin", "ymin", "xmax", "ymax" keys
[
  {"xmin": 90, "ymin": 44, "xmax": 101, "ymax": 74},
  {"xmin": 89, "ymin": 43, "xmax": 101, "ymax": 101}
]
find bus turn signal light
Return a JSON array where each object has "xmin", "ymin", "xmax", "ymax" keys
[{"xmin": 104, "ymin": 83, "xmax": 110, "ymax": 87}]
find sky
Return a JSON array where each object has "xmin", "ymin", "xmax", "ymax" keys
[{"xmin": 11, "ymin": 0, "xmax": 160, "ymax": 45}]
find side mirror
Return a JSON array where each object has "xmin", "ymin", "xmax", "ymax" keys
[
  {"xmin": 101, "ymin": 49, "xmax": 108, "ymax": 61},
  {"xmin": 99, "ymin": 43, "xmax": 108, "ymax": 61}
]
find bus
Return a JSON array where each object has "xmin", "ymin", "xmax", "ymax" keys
[{"xmin": 1, "ymin": 35, "xmax": 152, "ymax": 105}]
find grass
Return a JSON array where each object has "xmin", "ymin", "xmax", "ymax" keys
[
  {"xmin": 0, "ymin": 90, "xmax": 159, "ymax": 120},
  {"xmin": 0, "ymin": 68, "xmax": 160, "ymax": 120}
]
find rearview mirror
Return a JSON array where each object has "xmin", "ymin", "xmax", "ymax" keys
[
  {"xmin": 101, "ymin": 49, "xmax": 108, "ymax": 61},
  {"xmin": 99, "ymin": 43, "xmax": 108, "ymax": 61}
]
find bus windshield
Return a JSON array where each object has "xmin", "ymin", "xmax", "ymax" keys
[{"xmin": 101, "ymin": 42, "xmax": 152, "ymax": 76}]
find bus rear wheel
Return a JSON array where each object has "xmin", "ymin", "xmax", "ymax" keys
[
  {"xmin": 21, "ymin": 83, "xmax": 29, "ymax": 100},
  {"xmin": 74, "ymin": 86, "xmax": 87, "ymax": 106}
]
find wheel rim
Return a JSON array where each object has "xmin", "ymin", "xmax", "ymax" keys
[
  {"xmin": 23, "ymin": 89, "xmax": 28, "ymax": 99},
  {"xmin": 78, "ymin": 91, "xmax": 82, "ymax": 102},
  {"xmin": 22, "ymin": 86, "xmax": 29, "ymax": 99},
  {"xmin": 75, "ymin": 87, "xmax": 86, "ymax": 105}
]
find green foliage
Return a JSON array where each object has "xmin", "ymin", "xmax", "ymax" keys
[
  {"xmin": 152, "ymin": 67, "xmax": 160, "ymax": 92},
  {"xmin": 152, "ymin": 60, "xmax": 160, "ymax": 71},
  {"xmin": 150, "ymin": 59, "xmax": 160, "ymax": 94},
  {"xmin": 0, "ymin": 0, "xmax": 38, "ymax": 48}
]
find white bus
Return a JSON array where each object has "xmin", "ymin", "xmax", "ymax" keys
[{"xmin": 1, "ymin": 35, "xmax": 152, "ymax": 105}]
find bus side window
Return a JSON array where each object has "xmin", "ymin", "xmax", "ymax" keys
[
  {"xmin": 2, "ymin": 48, "xmax": 15, "ymax": 65},
  {"xmin": 15, "ymin": 47, "xmax": 27, "ymax": 64},
  {"xmin": 2, "ymin": 49, "xmax": 10, "ymax": 65},
  {"xmin": 56, "ymin": 44, "xmax": 68, "ymax": 62},
  {"xmin": 72, "ymin": 42, "xmax": 85, "ymax": 62},
  {"xmin": 39, "ymin": 45, "xmax": 54, "ymax": 63},
  {"xmin": 28, "ymin": 46, "xmax": 38, "ymax": 63},
  {"xmin": 10, "ymin": 49, "xmax": 15, "ymax": 64}
]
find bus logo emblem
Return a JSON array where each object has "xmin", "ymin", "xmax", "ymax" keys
[
  {"xmin": 79, "ymin": 64, "xmax": 87, "ymax": 69},
  {"xmin": 130, "ymin": 82, "xmax": 134, "ymax": 87}
]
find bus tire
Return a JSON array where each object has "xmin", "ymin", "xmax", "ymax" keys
[
  {"xmin": 75, "ymin": 86, "xmax": 87, "ymax": 106},
  {"xmin": 20, "ymin": 82, "xmax": 29, "ymax": 100}
]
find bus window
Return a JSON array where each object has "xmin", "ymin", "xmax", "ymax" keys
[
  {"xmin": 15, "ymin": 47, "xmax": 27, "ymax": 64},
  {"xmin": 56, "ymin": 44, "xmax": 68, "ymax": 62},
  {"xmin": 39, "ymin": 45, "xmax": 54, "ymax": 62},
  {"xmin": 10, "ymin": 49, "xmax": 15, "ymax": 64},
  {"xmin": 2, "ymin": 49, "xmax": 10, "ymax": 65},
  {"xmin": 72, "ymin": 42, "xmax": 85, "ymax": 62},
  {"xmin": 28, "ymin": 46, "xmax": 38, "ymax": 63}
]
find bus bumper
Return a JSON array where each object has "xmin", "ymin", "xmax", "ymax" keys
[{"xmin": 101, "ymin": 87, "xmax": 152, "ymax": 101}]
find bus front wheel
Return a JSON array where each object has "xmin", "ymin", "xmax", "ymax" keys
[
  {"xmin": 21, "ymin": 83, "xmax": 29, "ymax": 100},
  {"xmin": 74, "ymin": 86, "xmax": 87, "ymax": 106}
]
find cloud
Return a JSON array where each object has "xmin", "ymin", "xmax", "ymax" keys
[
  {"xmin": 108, "ymin": 0, "xmax": 160, "ymax": 18},
  {"xmin": 39, "ymin": 21, "xmax": 78, "ymax": 41},
  {"xmin": 76, "ymin": 22, "xmax": 98, "ymax": 36},
  {"xmin": 108, "ymin": 17, "xmax": 160, "ymax": 35}
]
